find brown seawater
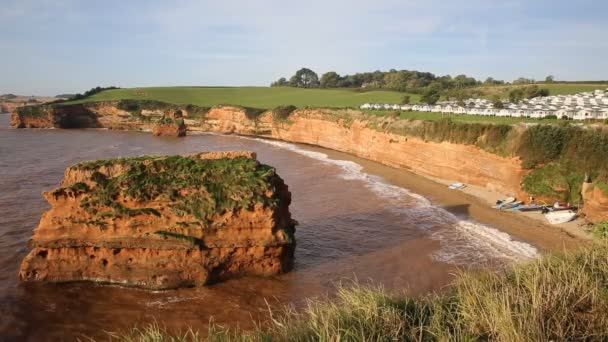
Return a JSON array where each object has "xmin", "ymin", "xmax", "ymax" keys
[{"xmin": 0, "ymin": 113, "xmax": 536, "ymax": 341}]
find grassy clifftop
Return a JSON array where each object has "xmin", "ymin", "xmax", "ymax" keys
[{"xmin": 66, "ymin": 86, "xmax": 420, "ymax": 109}]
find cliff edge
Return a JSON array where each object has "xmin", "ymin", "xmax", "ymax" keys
[{"xmin": 19, "ymin": 151, "xmax": 296, "ymax": 289}]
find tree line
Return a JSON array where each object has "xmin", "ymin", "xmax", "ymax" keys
[{"xmin": 272, "ymin": 68, "xmax": 553, "ymax": 104}]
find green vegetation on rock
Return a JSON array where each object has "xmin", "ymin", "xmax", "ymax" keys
[
  {"xmin": 272, "ymin": 105, "xmax": 297, "ymax": 122},
  {"xmin": 112, "ymin": 246, "xmax": 608, "ymax": 341},
  {"xmin": 386, "ymin": 118, "xmax": 514, "ymax": 155},
  {"xmin": 70, "ymin": 154, "xmax": 280, "ymax": 225},
  {"xmin": 15, "ymin": 105, "xmax": 47, "ymax": 118}
]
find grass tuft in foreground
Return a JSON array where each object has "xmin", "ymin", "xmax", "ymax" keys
[{"xmin": 109, "ymin": 245, "xmax": 608, "ymax": 341}]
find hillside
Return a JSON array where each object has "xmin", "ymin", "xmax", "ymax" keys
[
  {"xmin": 468, "ymin": 83, "xmax": 608, "ymax": 99},
  {"xmin": 68, "ymin": 87, "xmax": 420, "ymax": 109},
  {"xmin": 65, "ymin": 84, "xmax": 608, "ymax": 110}
]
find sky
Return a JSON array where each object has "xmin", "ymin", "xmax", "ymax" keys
[{"xmin": 1, "ymin": 0, "xmax": 607, "ymax": 95}]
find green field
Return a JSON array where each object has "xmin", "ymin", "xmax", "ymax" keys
[
  {"xmin": 469, "ymin": 83, "xmax": 608, "ymax": 99},
  {"xmin": 71, "ymin": 84, "xmax": 608, "ymax": 109},
  {"xmin": 70, "ymin": 87, "xmax": 420, "ymax": 109}
]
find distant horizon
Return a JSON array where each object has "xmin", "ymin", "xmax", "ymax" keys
[{"xmin": 2, "ymin": 0, "xmax": 607, "ymax": 95}]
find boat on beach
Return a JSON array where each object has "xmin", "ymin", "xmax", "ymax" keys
[
  {"xmin": 544, "ymin": 210, "xmax": 577, "ymax": 224},
  {"xmin": 508, "ymin": 204, "xmax": 545, "ymax": 212},
  {"xmin": 448, "ymin": 182, "xmax": 467, "ymax": 190},
  {"xmin": 493, "ymin": 197, "xmax": 521, "ymax": 210}
]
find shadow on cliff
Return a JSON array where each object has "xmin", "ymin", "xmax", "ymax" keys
[{"xmin": 56, "ymin": 105, "xmax": 102, "ymax": 128}]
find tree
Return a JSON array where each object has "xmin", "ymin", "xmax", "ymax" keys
[
  {"xmin": 271, "ymin": 77, "xmax": 288, "ymax": 87},
  {"xmin": 421, "ymin": 83, "xmax": 442, "ymax": 105},
  {"xmin": 508, "ymin": 88, "xmax": 524, "ymax": 103},
  {"xmin": 523, "ymin": 85, "xmax": 550, "ymax": 99},
  {"xmin": 289, "ymin": 68, "xmax": 320, "ymax": 88},
  {"xmin": 401, "ymin": 95, "xmax": 411, "ymax": 104},
  {"xmin": 491, "ymin": 95, "xmax": 504, "ymax": 109},
  {"xmin": 484, "ymin": 77, "xmax": 505, "ymax": 86},
  {"xmin": 545, "ymin": 75, "xmax": 555, "ymax": 83},
  {"xmin": 513, "ymin": 77, "xmax": 534, "ymax": 85},
  {"xmin": 453, "ymin": 74, "xmax": 478, "ymax": 88},
  {"xmin": 320, "ymin": 71, "xmax": 340, "ymax": 88}
]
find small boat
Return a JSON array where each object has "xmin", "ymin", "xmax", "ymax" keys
[
  {"xmin": 493, "ymin": 196, "xmax": 518, "ymax": 209},
  {"xmin": 544, "ymin": 210, "xmax": 577, "ymax": 224},
  {"xmin": 494, "ymin": 197, "xmax": 516, "ymax": 207},
  {"xmin": 502, "ymin": 197, "xmax": 516, "ymax": 204},
  {"xmin": 448, "ymin": 182, "xmax": 466, "ymax": 190},
  {"xmin": 508, "ymin": 204, "xmax": 545, "ymax": 212},
  {"xmin": 497, "ymin": 201, "xmax": 523, "ymax": 210}
]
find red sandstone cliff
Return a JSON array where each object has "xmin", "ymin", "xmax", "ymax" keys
[
  {"xmin": 10, "ymin": 102, "xmax": 189, "ymax": 131},
  {"xmin": 199, "ymin": 106, "xmax": 526, "ymax": 198},
  {"xmin": 13, "ymin": 102, "xmax": 605, "ymax": 222},
  {"xmin": 19, "ymin": 151, "xmax": 296, "ymax": 289},
  {"xmin": 582, "ymin": 183, "xmax": 608, "ymax": 222},
  {"xmin": 152, "ymin": 118, "xmax": 187, "ymax": 137}
]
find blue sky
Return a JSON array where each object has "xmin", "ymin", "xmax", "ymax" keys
[{"xmin": 1, "ymin": 0, "xmax": 607, "ymax": 95}]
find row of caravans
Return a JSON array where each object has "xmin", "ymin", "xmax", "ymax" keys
[
  {"xmin": 360, "ymin": 88, "xmax": 608, "ymax": 121},
  {"xmin": 359, "ymin": 102, "xmax": 608, "ymax": 120}
]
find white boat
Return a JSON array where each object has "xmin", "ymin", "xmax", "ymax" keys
[
  {"xmin": 544, "ymin": 210, "xmax": 577, "ymax": 224},
  {"xmin": 448, "ymin": 182, "xmax": 466, "ymax": 190},
  {"xmin": 502, "ymin": 197, "xmax": 516, "ymax": 204},
  {"xmin": 493, "ymin": 197, "xmax": 518, "ymax": 209}
]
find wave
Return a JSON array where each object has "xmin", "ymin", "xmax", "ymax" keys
[{"xmin": 252, "ymin": 138, "xmax": 538, "ymax": 266}]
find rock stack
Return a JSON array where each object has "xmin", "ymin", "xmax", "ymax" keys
[{"xmin": 19, "ymin": 151, "xmax": 296, "ymax": 289}]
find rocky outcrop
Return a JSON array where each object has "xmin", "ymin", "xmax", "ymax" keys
[
  {"xmin": 10, "ymin": 105, "xmax": 100, "ymax": 128},
  {"xmin": 19, "ymin": 151, "xmax": 296, "ymax": 289},
  {"xmin": 10, "ymin": 101, "xmax": 203, "ymax": 131},
  {"xmin": 582, "ymin": 183, "xmax": 608, "ymax": 222},
  {"xmin": 198, "ymin": 107, "xmax": 526, "ymax": 197},
  {"xmin": 152, "ymin": 119, "xmax": 187, "ymax": 137},
  {"xmin": 1, "ymin": 101, "xmax": 23, "ymax": 114}
]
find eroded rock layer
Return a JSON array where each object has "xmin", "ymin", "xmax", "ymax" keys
[
  {"xmin": 198, "ymin": 106, "xmax": 527, "ymax": 198},
  {"xmin": 152, "ymin": 120, "xmax": 187, "ymax": 137},
  {"xmin": 582, "ymin": 183, "xmax": 608, "ymax": 222},
  {"xmin": 19, "ymin": 151, "xmax": 296, "ymax": 289},
  {"xmin": 12, "ymin": 101, "xmax": 607, "ymax": 222}
]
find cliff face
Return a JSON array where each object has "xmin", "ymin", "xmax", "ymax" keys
[
  {"xmin": 152, "ymin": 123, "xmax": 187, "ymax": 136},
  {"xmin": 10, "ymin": 102, "xmax": 192, "ymax": 131},
  {"xmin": 11, "ymin": 105, "xmax": 101, "ymax": 128},
  {"xmin": 152, "ymin": 118, "xmax": 187, "ymax": 137},
  {"xmin": 582, "ymin": 183, "xmax": 608, "ymax": 222},
  {"xmin": 199, "ymin": 107, "xmax": 526, "ymax": 197},
  {"xmin": 1, "ymin": 101, "xmax": 23, "ymax": 114},
  {"xmin": 19, "ymin": 151, "xmax": 296, "ymax": 289}
]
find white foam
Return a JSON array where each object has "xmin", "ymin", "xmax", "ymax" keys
[{"xmin": 250, "ymin": 138, "xmax": 538, "ymax": 265}]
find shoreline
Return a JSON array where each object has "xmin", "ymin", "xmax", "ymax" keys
[
  {"xmin": 7, "ymin": 119, "xmax": 592, "ymax": 253},
  {"xmin": 265, "ymin": 139, "xmax": 590, "ymax": 253}
]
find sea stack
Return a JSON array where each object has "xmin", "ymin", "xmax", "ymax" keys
[
  {"xmin": 152, "ymin": 117, "xmax": 187, "ymax": 137},
  {"xmin": 19, "ymin": 151, "xmax": 296, "ymax": 289}
]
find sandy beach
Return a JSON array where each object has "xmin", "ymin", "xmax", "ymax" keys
[{"xmin": 310, "ymin": 144, "xmax": 590, "ymax": 253}]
